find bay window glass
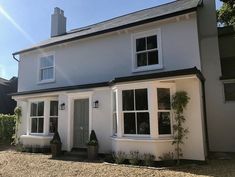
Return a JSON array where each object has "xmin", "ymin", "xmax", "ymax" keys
[
  {"xmin": 157, "ymin": 88, "xmax": 172, "ymax": 135},
  {"xmin": 113, "ymin": 91, "xmax": 117, "ymax": 135},
  {"xmin": 49, "ymin": 101, "xmax": 58, "ymax": 133},
  {"xmin": 123, "ymin": 89, "xmax": 150, "ymax": 135},
  {"xmin": 30, "ymin": 102, "xmax": 44, "ymax": 133}
]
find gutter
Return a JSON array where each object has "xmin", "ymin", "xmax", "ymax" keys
[{"xmin": 12, "ymin": 54, "xmax": 19, "ymax": 62}]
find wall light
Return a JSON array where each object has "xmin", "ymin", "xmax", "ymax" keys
[
  {"xmin": 93, "ymin": 100, "xmax": 99, "ymax": 108},
  {"xmin": 60, "ymin": 103, "xmax": 65, "ymax": 110}
]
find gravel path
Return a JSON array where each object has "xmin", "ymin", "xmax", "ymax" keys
[{"xmin": 0, "ymin": 150, "xmax": 235, "ymax": 177}]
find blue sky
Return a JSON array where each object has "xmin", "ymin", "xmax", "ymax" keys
[{"xmin": 0, "ymin": 0, "xmax": 222, "ymax": 79}]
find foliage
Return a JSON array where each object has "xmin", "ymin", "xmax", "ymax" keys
[
  {"xmin": 0, "ymin": 114, "xmax": 15, "ymax": 144},
  {"xmin": 87, "ymin": 130, "xmax": 98, "ymax": 146},
  {"xmin": 171, "ymin": 91, "xmax": 190, "ymax": 165},
  {"xmin": 12, "ymin": 107, "xmax": 22, "ymax": 145},
  {"xmin": 50, "ymin": 131, "xmax": 62, "ymax": 144},
  {"xmin": 129, "ymin": 151, "xmax": 141, "ymax": 165},
  {"xmin": 217, "ymin": 0, "xmax": 235, "ymax": 26},
  {"xmin": 142, "ymin": 153, "xmax": 155, "ymax": 166},
  {"xmin": 159, "ymin": 152, "xmax": 174, "ymax": 161},
  {"xmin": 112, "ymin": 151, "xmax": 126, "ymax": 164}
]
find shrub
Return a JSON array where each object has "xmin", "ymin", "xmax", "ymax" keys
[
  {"xmin": 0, "ymin": 114, "xmax": 15, "ymax": 144},
  {"xmin": 129, "ymin": 151, "xmax": 141, "ymax": 165},
  {"xmin": 87, "ymin": 130, "xmax": 98, "ymax": 146},
  {"xmin": 113, "ymin": 151, "xmax": 126, "ymax": 164},
  {"xmin": 142, "ymin": 153, "xmax": 155, "ymax": 166},
  {"xmin": 159, "ymin": 152, "xmax": 174, "ymax": 161}
]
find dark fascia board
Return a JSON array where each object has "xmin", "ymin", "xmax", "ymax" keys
[
  {"xmin": 11, "ymin": 67, "xmax": 204, "ymax": 97},
  {"xmin": 13, "ymin": 8, "xmax": 197, "ymax": 55}
]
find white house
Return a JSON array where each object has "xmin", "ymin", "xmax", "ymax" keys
[{"xmin": 11, "ymin": 0, "xmax": 234, "ymax": 161}]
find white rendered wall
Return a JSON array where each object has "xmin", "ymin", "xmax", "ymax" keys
[{"xmin": 18, "ymin": 14, "xmax": 201, "ymax": 92}]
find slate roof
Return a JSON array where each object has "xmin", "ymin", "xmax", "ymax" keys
[{"xmin": 13, "ymin": 0, "xmax": 202, "ymax": 55}]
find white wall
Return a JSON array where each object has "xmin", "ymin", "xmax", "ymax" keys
[{"xmin": 18, "ymin": 14, "xmax": 201, "ymax": 92}]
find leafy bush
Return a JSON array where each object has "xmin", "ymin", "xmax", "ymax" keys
[
  {"xmin": 159, "ymin": 152, "xmax": 174, "ymax": 161},
  {"xmin": 0, "ymin": 114, "xmax": 15, "ymax": 144},
  {"xmin": 142, "ymin": 153, "xmax": 155, "ymax": 166},
  {"xmin": 129, "ymin": 151, "xmax": 141, "ymax": 165},
  {"xmin": 113, "ymin": 151, "xmax": 126, "ymax": 164}
]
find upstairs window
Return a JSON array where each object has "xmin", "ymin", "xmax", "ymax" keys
[
  {"xmin": 133, "ymin": 29, "xmax": 162, "ymax": 72},
  {"xmin": 39, "ymin": 55, "xmax": 55, "ymax": 82}
]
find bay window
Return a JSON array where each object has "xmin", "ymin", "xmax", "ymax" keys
[
  {"xmin": 112, "ymin": 91, "xmax": 117, "ymax": 135},
  {"xmin": 30, "ymin": 102, "xmax": 44, "ymax": 133},
  {"xmin": 49, "ymin": 101, "xmax": 58, "ymax": 133},
  {"xmin": 122, "ymin": 89, "xmax": 150, "ymax": 135}
]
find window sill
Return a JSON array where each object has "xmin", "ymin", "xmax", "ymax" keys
[
  {"xmin": 37, "ymin": 79, "xmax": 55, "ymax": 85},
  {"xmin": 21, "ymin": 134, "xmax": 53, "ymax": 140},
  {"xmin": 111, "ymin": 136, "xmax": 173, "ymax": 142},
  {"xmin": 132, "ymin": 65, "xmax": 163, "ymax": 73}
]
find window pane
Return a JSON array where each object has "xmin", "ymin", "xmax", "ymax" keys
[
  {"xmin": 41, "ymin": 68, "xmax": 53, "ymax": 80},
  {"xmin": 158, "ymin": 112, "xmax": 171, "ymax": 135},
  {"xmin": 38, "ymin": 118, "xmax": 44, "ymax": 133},
  {"xmin": 38, "ymin": 102, "xmax": 44, "ymax": 116},
  {"xmin": 221, "ymin": 57, "xmax": 235, "ymax": 78},
  {"xmin": 137, "ymin": 53, "xmax": 147, "ymax": 67},
  {"xmin": 224, "ymin": 83, "xmax": 235, "ymax": 101},
  {"xmin": 148, "ymin": 50, "xmax": 159, "ymax": 65},
  {"xmin": 157, "ymin": 88, "xmax": 171, "ymax": 110},
  {"xmin": 30, "ymin": 103, "xmax": 37, "ymax": 116},
  {"xmin": 137, "ymin": 112, "xmax": 150, "ymax": 134},
  {"xmin": 113, "ymin": 113, "xmax": 117, "ymax": 134},
  {"xmin": 113, "ymin": 92, "xmax": 116, "ymax": 112},
  {"xmin": 31, "ymin": 118, "xmax": 37, "ymax": 133},
  {"xmin": 124, "ymin": 113, "xmax": 136, "ymax": 134},
  {"xmin": 49, "ymin": 117, "xmax": 58, "ymax": 133},
  {"xmin": 147, "ymin": 35, "xmax": 157, "ymax": 50},
  {"xmin": 135, "ymin": 89, "xmax": 148, "ymax": 110},
  {"xmin": 136, "ymin": 38, "xmax": 146, "ymax": 52},
  {"xmin": 50, "ymin": 101, "xmax": 58, "ymax": 116},
  {"xmin": 40, "ymin": 56, "xmax": 54, "ymax": 68},
  {"xmin": 122, "ymin": 90, "xmax": 134, "ymax": 110}
]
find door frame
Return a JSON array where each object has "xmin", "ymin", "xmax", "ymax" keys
[{"xmin": 67, "ymin": 91, "xmax": 93, "ymax": 151}]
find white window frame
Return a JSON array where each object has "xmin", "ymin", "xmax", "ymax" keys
[
  {"xmin": 156, "ymin": 85, "xmax": 174, "ymax": 138},
  {"xmin": 38, "ymin": 53, "xmax": 55, "ymax": 84},
  {"xmin": 28, "ymin": 97, "xmax": 58, "ymax": 136},
  {"xmin": 122, "ymin": 88, "xmax": 150, "ymax": 137},
  {"xmin": 49, "ymin": 99, "xmax": 59, "ymax": 134},
  {"xmin": 112, "ymin": 90, "xmax": 118, "ymax": 136},
  {"xmin": 29, "ymin": 101, "xmax": 45, "ymax": 135},
  {"xmin": 132, "ymin": 28, "xmax": 163, "ymax": 72}
]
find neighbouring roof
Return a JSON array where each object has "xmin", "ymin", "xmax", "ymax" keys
[
  {"xmin": 11, "ymin": 67, "xmax": 204, "ymax": 96},
  {"xmin": 13, "ymin": 0, "xmax": 202, "ymax": 55}
]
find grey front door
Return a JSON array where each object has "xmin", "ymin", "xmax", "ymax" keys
[{"xmin": 73, "ymin": 99, "xmax": 89, "ymax": 148}]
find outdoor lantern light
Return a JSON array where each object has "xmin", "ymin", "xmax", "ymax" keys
[
  {"xmin": 93, "ymin": 100, "xmax": 99, "ymax": 108},
  {"xmin": 60, "ymin": 103, "xmax": 65, "ymax": 110}
]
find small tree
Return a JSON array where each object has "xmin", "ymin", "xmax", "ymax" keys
[
  {"xmin": 217, "ymin": 0, "xmax": 235, "ymax": 26},
  {"xmin": 172, "ymin": 91, "xmax": 190, "ymax": 165}
]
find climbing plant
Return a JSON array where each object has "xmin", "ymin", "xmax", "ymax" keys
[
  {"xmin": 171, "ymin": 91, "xmax": 190, "ymax": 165},
  {"xmin": 12, "ymin": 107, "xmax": 22, "ymax": 145}
]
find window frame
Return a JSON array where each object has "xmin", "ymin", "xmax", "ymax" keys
[
  {"xmin": 38, "ymin": 53, "xmax": 55, "ymax": 84},
  {"xmin": 122, "ymin": 88, "xmax": 150, "ymax": 136},
  {"xmin": 49, "ymin": 100, "xmax": 59, "ymax": 134},
  {"xmin": 29, "ymin": 101, "xmax": 45, "ymax": 135},
  {"xmin": 112, "ymin": 90, "xmax": 118, "ymax": 136},
  {"xmin": 156, "ymin": 85, "xmax": 174, "ymax": 138},
  {"xmin": 222, "ymin": 80, "xmax": 235, "ymax": 102},
  {"xmin": 132, "ymin": 29, "xmax": 163, "ymax": 72}
]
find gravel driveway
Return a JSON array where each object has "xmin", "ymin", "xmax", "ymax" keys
[{"xmin": 0, "ymin": 150, "xmax": 235, "ymax": 177}]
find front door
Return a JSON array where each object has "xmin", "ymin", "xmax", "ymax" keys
[{"xmin": 73, "ymin": 99, "xmax": 89, "ymax": 148}]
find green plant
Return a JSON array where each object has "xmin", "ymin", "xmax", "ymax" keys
[
  {"xmin": 159, "ymin": 152, "xmax": 174, "ymax": 161},
  {"xmin": 87, "ymin": 130, "xmax": 98, "ymax": 146},
  {"xmin": 171, "ymin": 91, "xmax": 190, "ymax": 165},
  {"xmin": 142, "ymin": 153, "xmax": 155, "ymax": 166},
  {"xmin": 12, "ymin": 107, "xmax": 22, "ymax": 145},
  {"xmin": 0, "ymin": 114, "xmax": 15, "ymax": 144},
  {"xmin": 113, "ymin": 151, "xmax": 126, "ymax": 164},
  {"xmin": 50, "ymin": 131, "xmax": 62, "ymax": 144},
  {"xmin": 129, "ymin": 151, "xmax": 141, "ymax": 165}
]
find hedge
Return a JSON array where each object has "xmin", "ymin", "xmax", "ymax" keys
[{"xmin": 0, "ymin": 114, "xmax": 15, "ymax": 144}]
